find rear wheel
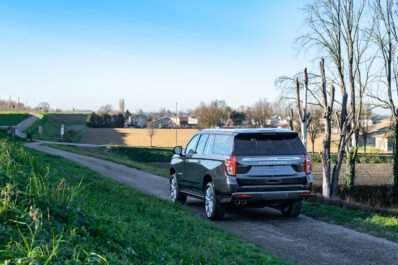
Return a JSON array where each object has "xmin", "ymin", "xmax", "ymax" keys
[
  {"xmin": 281, "ymin": 201, "xmax": 302, "ymax": 217},
  {"xmin": 204, "ymin": 182, "xmax": 225, "ymax": 220},
  {"xmin": 170, "ymin": 174, "xmax": 186, "ymax": 204}
]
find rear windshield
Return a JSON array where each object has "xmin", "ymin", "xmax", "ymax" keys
[{"xmin": 233, "ymin": 133, "xmax": 306, "ymax": 156}]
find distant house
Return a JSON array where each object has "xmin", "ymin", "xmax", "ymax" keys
[
  {"xmin": 153, "ymin": 117, "xmax": 173, "ymax": 128},
  {"xmin": 170, "ymin": 115, "xmax": 189, "ymax": 128},
  {"xmin": 188, "ymin": 116, "xmax": 199, "ymax": 128},
  {"xmin": 269, "ymin": 115, "xmax": 281, "ymax": 127},
  {"xmin": 375, "ymin": 132, "xmax": 393, "ymax": 152},
  {"xmin": 268, "ymin": 115, "xmax": 290, "ymax": 128},
  {"xmin": 128, "ymin": 114, "xmax": 147, "ymax": 128}
]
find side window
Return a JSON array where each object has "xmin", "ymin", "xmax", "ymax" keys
[
  {"xmin": 203, "ymin": 134, "xmax": 215, "ymax": 155},
  {"xmin": 185, "ymin": 135, "xmax": 200, "ymax": 155},
  {"xmin": 196, "ymin": 134, "xmax": 209, "ymax": 155},
  {"xmin": 213, "ymin": 135, "xmax": 233, "ymax": 155}
]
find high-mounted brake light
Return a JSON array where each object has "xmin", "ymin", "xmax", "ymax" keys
[
  {"xmin": 304, "ymin": 154, "xmax": 311, "ymax": 174},
  {"xmin": 225, "ymin": 156, "xmax": 237, "ymax": 176}
]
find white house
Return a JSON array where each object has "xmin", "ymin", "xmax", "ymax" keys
[{"xmin": 128, "ymin": 114, "xmax": 147, "ymax": 128}]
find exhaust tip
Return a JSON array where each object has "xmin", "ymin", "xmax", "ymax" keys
[
  {"xmin": 234, "ymin": 199, "xmax": 241, "ymax": 205},
  {"xmin": 241, "ymin": 199, "xmax": 247, "ymax": 205}
]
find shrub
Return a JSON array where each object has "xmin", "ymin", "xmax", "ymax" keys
[{"xmin": 312, "ymin": 184, "xmax": 394, "ymax": 208}]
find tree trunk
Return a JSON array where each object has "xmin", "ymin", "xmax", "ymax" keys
[
  {"xmin": 393, "ymin": 118, "xmax": 398, "ymax": 204},
  {"xmin": 345, "ymin": 149, "xmax": 356, "ymax": 193},
  {"xmin": 363, "ymin": 135, "xmax": 367, "ymax": 155},
  {"xmin": 312, "ymin": 140, "xmax": 315, "ymax": 154}
]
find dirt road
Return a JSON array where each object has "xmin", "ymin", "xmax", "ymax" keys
[{"xmin": 25, "ymin": 142, "xmax": 398, "ymax": 265}]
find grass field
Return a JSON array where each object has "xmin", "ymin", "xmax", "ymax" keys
[
  {"xmin": 46, "ymin": 144, "xmax": 171, "ymax": 177},
  {"xmin": 25, "ymin": 113, "xmax": 88, "ymax": 142},
  {"xmin": 79, "ymin": 128, "xmax": 198, "ymax": 147},
  {"xmin": 46, "ymin": 143, "xmax": 398, "ymax": 244},
  {"xmin": 0, "ymin": 140, "xmax": 288, "ymax": 264},
  {"xmin": 0, "ymin": 112, "xmax": 30, "ymax": 126}
]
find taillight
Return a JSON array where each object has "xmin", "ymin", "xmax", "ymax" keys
[
  {"xmin": 304, "ymin": 154, "xmax": 311, "ymax": 174},
  {"xmin": 225, "ymin": 156, "xmax": 237, "ymax": 176}
]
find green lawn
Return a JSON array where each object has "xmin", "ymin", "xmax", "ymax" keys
[
  {"xmin": 46, "ymin": 144, "xmax": 170, "ymax": 176},
  {"xmin": 303, "ymin": 202, "xmax": 398, "ymax": 242},
  {"xmin": 25, "ymin": 113, "xmax": 88, "ymax": 142},
  {"xmin": 0, "ymin": 139, "xmax": 288, "ymax": 264},
  {"xmin": 0, "ymin": 113, "xmax": 30, "ymax": 126},
  {"xmin": 47, "ymin": 144, "xmax": 398, "ymax": 244}
]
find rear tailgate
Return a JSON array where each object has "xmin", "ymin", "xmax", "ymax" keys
[{"xmin": 233, "ymin": 132, "xmax": 307, "ymax": 187}]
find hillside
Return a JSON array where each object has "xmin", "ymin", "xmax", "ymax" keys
[
  {"xmin": 25, "ymin": 113, "xmax": 88, "ymax": 142},
  {"xmin": 0, "ymin": 113, "xmax": 30, "ymax": 126}
]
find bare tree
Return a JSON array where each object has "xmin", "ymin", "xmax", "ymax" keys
[
  {"xmin": 298, "ymin": 0, "xmax": 370, "ymax": 197},
  {"xmin": 320, "ymin": 58, "xmax": 336, "ymax": 198},
  {"xmin": 98, "ymin": 104, "xmax": 113, "ymax": 114},
  {"xmin": 367, "ymin": 0, "xmax": 398, "ymax": 202},
  {"xmin": 195, "ymin": 100, "xmax": 229, "ymax": 128},
  {"xmin": 358, "ymin": 103, "xmax": 373, "ymax": 154},
  {"xmin": 295, "ymin": 69, "xmax": 310, "ymax": 149},
  {"xmin": 147, "ymin": 122, "xmax": 156, "ymax": 147},
  {"xmin": 308, "ymin": 108, "xmax": 323, "ymax": 154},
  {"xmin": 246, "ymin": 98, "xmax": 273, "ymax": 128}
]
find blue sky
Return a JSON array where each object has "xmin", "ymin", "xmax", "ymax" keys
[{"xmin": 0, "ymin": 0, "xmax": 310, "ymax": 112}]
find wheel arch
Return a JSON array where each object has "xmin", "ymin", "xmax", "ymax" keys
[{"xmin": 203, "ymin": 174, "xmax": 212, "ymax": 191}]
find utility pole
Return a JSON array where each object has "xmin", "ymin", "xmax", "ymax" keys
[{"xmin": 175, "ymin": 102, "xmax": 178, "ymax": 146}]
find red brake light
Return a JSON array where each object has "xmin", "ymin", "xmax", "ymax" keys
[
  {"xmin": 304, "ymin": 154, "xmax": 311, "ymax": 174},
  {"xmin": 225, "ymin": 156, "xmax": 237, "ymax": 176}
]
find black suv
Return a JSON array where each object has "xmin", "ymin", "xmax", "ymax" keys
[{"xmin": 169, "ymin": 128, "xmax": 313, "ymax": 220}]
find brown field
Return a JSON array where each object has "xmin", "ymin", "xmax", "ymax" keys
[{"xmin": 79, "ymin": 128, "xmax": 199, "ymax": 147}]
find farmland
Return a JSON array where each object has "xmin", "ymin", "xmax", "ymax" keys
[
  {"xmin": 79, "ymin": 128, "xmax": 198, "ymax": 147},
  {"xmin": 0, "ymin": 113, "xmax": 30, "ymax": 126},
  {"xmin": 25, "ymin": 113, "xmax": 88, "ymax": 142}
]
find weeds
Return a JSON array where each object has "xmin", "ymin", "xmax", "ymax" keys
[{"xmin": 0, "ymin": 139, "xmax": 105, "ymax": 264}]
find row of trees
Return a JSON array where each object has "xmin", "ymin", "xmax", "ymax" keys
[
  {"xmin": 86, "ymin": 112, "xmax": 125, "ymax": 128},
  {"xmin": 276, "ymin": 0, "xmax": 398, "ymax": 202},
  {"xmin": 194, "ymin": 99, "xmax": 275, "ymax": 128}
]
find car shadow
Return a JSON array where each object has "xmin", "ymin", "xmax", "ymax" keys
[{"xmin": 185, "ymin": 197, "xmax": 294, "ymax": 222}]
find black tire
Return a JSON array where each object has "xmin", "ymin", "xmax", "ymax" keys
[
  {"xmin": 204, "ymin": 182, "xmax": 225, "ymax": 220},
  {"xmin": 170, "ymin": 174, "xmax": 187, "ymax": 204},
  {"xmin": 281, "ymin": 201, "xmax": 302, "ymax": 217}
]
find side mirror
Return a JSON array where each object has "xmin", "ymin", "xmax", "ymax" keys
[{"xmin": 173, "ymin": 146, "xmax": 183, "ymax": 156}]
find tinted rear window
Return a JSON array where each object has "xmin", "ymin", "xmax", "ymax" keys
[{"xmin": 233, "ymin": 133, "xmax": 306, "ymax": 155}]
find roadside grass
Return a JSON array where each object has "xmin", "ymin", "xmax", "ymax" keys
[
  {"xmin": 0, "ymin": 113, "xmax": 30, "ymax": 126},
  {"xmin": 45, "ymin": 144, "xmax": 169, "ymax": 176},
  {"xmin": 303, "ymin": 202, "xmax": 398, "ymax": 242},
  {"xmin": 0, "ymin": 139, "xmax": 289, "ymax": 264},
  {"xmin": 44, "ymin": 144, "xmax": 398, "ymax": 243}
]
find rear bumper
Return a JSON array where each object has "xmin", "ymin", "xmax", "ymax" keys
[{"xmin": 219, "ymin": 190, "xmax": 311, "ymax": 204}]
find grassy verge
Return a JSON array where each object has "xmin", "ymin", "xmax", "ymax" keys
[
  {"xmin": 0, "ymin": 113, "xmax": 30, "ymax": 126},
  {"xmin": 25, "ymin": 113, "xmax": 87, "ymax": 142},
  {"xmin": 45, "ymin": 144, "xmax": 169, "ymax": 177},
  {"xmin": 0, "ymin": 139, "xmax": 288, "ymax": 264},
  {"xmin": 44, "ymin": 143, "xmax": 398, "ymax": 243},
  {"xmin": 303, "ymin": 202, "xmax": 398, "ymax": 242}
]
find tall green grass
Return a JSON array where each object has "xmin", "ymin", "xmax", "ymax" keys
[
  {"xmin": 0, "ymin": 113, "xmax": 30, "ymax": 126},
  {"xmin": 0, "ymin": 139, "xmax": 105, "ymax": 264},
  {"xmin": 1, "ymin": 140, "xmax": 288, "ymax": 264}
]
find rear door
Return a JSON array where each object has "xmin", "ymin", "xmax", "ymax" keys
[
  {"xmin": 233, "ymin": 133, "xmax": 308, "ymax": 188},
  {"xmin": 185, "ymin": 133, "xmax": 210, "ymax": 193},
  {"xmin": 179, "ymin": 134, "xmax": 200, "ymax": 188}
]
